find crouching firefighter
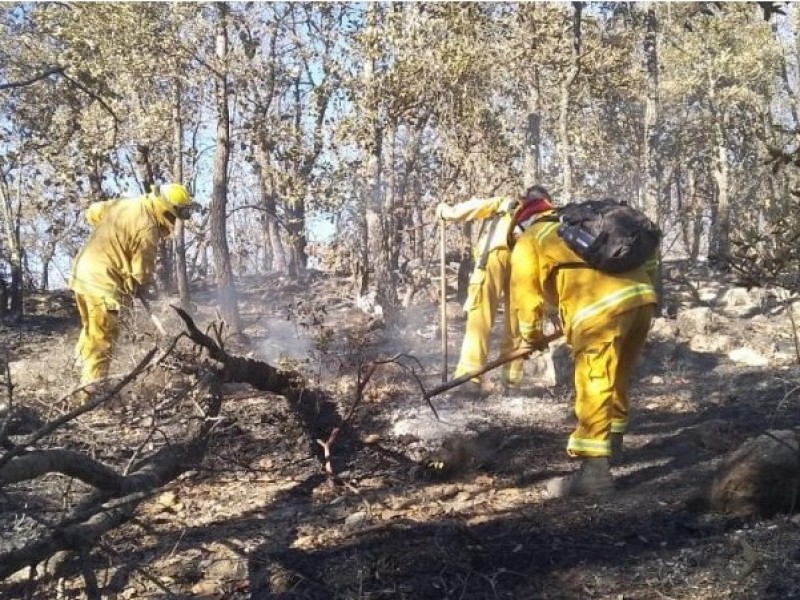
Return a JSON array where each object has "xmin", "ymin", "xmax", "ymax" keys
[
  {"xmin": 435, "ymin": 186, "xmax": 554, "ymax": 395},
  {"xmin": 509, "ymin": 198, "xmax": 659, "ymax": 498},
  {"xmin": 69, "ymin": 183, "xmax": 196, "ymax": 397}
]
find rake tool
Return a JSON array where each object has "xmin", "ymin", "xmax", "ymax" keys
[{"xmin": 422, "ymin": 329, "xmax": 564, "ymax": 403}]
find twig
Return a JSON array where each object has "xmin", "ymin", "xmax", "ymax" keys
[
  {"xmin": 97, "ymin": 540, "xmax": 180, "ymax": 599},
  {"xmin": 154, "ymin": 333, "xmax": 187, "ymax": 366},
  {"xmin": 0, "ymin": 370, "xmax": 223, "ymax": 582},
  {"xmin": 383, "ymin": 353, "xmax": 440, "ymax": 420},
  {"xmin": 59, "ymin": 71, "xmax": 120, "ymax": 124},
  {"xmin": 315, "ymin": 362, "xmax": 378, "ymax": 479},
  {"xmin": 0, "ymin": 67, "xmax": 64, "ymax": 90}
]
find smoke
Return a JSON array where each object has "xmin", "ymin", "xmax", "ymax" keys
[{"xmin": 258, "ymin": 317, "xmax": 315, "ymax": 365}]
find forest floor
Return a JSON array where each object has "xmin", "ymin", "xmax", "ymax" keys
[{"xmin": 2, "ymin": 261, "xmax": 800, "ymax": 599}]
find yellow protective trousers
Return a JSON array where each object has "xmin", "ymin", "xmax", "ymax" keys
[
  {"xmin": 454, "ymin": 248, "xmax": 523, "ymax": 386},
  {"xmin": 74, "ymin": 292, "xmax": 121, "ymax": 386},
  {"xmin": 566, "ymin": 304, "xmax": 654, "ymax": 457}
]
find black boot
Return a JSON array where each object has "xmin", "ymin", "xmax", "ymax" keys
[{"xmin": 546, "ymin": 457, "xmax": 615, "ymax": 498}]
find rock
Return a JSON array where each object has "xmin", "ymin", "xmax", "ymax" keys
[
  {"xmin": 720, "ymin": 287, "xmax": 757, "ymax": 308},
  {"xmin": 697, "ymin": 285, "xmax": 723, "ymax": 304},
  {"xmin": 649, "ymin": 317, "xmax": 678, "ymax": 338},
  {"xmin": 677, "ymin": 307, "xmax": 715, "ymax": 337},
  {"xmin": 690, "ymin": 334, "xmax": 733, "ymax": 354},
  {"xmin": 708, "ymin": 430, "xmax": 800, "ymax": 517},
  {"xmin": 727, "ymin": 347, "xmax": 769, "ymax": 367},
  {"xmin": 344, "ymin": 510, "xmax": 369, "ymax": 530}
]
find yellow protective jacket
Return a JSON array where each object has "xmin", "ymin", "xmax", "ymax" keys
[
  {"xmin": 69, "ymin": 194, "xmax": 175, "ymax": 304},
  {"xmin": 439, "ymin": 197, "xmax": 519, "ymax": 260},
  {"xmin": 85, "ymin": 199, "xmax": 117, "ymax": 228},
  {"xmin": 510, "ymin": 212, "xmax": 658, "ymax": 344}
]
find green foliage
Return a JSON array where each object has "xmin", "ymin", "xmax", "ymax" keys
[{"xmin": 0, "ymin": 1, "xmax": 797, "ymax": 291}]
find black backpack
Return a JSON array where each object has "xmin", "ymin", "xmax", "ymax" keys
[{"xmin": 543, "ymin": 199, "xmax": 661, "ymax": 274}]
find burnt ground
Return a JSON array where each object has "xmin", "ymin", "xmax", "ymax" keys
[{"xmin": 1, "ymin": 263, "xmax": 800, "ymax": 600}]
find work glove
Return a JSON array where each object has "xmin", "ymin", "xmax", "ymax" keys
[
  {"xmin": 435, "ymin": 202, "xmax": 450, "ymax": 221},
  {"xmin": 499, "ymin": 197, "xmax": 519, "ymax": 215},
  {"xmin": 520, "ymin": 337, "xmax": 548, "ymax": 356}
]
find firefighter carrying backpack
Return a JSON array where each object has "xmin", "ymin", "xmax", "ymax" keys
[{"xmin": 544, "ymin": 199, "xmax": 661, "ymax": 274}]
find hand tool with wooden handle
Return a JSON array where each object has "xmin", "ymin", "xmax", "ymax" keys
[
  {"xmin": 136, "ymin": 293, "xmax": 168, "ymax": 337},
  {"xmin": 423, "ymin": 329, "xmax": 563, "ymax": 400}
]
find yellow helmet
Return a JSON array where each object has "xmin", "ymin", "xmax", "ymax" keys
[{"xmin": 159, "ymin": 183, "xmax": 193, "ymax": 208}]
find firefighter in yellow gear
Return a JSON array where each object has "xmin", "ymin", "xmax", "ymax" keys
[
  {"xmin": 509, "ymin": 200, "xmax": 658, "ymax": 497},
  {"xmin": 70, "ymin": 183, "xmax": 195, "ymax": 393},
  {"xmin": 435, "ymin": 186, "xmax": 554, "ymax": 393}
]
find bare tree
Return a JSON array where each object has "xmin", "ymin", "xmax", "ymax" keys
[{"xmin": 559, "ymin": 2, "xmax": 583, "ymax": 200}]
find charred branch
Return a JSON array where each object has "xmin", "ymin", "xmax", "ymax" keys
[
  {"xmin": 173, "ymin": 306, "xmax": 363, "ymax": 472},
  {"xmin": 0, "ymin": 370, "xmax": 223, "ymax": 582},
  {"xmin": 0, "ymin": 450, "xmax": 123, "ymax": 491},
  {"xmin": 173, "ymin": 306, "xmax": 303, "ymax": 393},
  {"xmin": 0, "ymin": 347, "xmax": 158, "ymax": 471}
]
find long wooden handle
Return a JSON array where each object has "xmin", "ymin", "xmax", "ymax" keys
[
  {"xmin": 424, "ymin": 330, "xmax": 563, "ymax": 400},
  {"xmin": 439, "ymin": 220, "xmax": 448, "ymax": 383},
  {"xmin": 137, "ymin": 294, "xmax": 168, "ymax": 337}
]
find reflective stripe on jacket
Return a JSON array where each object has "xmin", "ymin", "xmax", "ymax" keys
[
  {"xmin": 510, "ymin": 212, "xmax": 658, "ymax": 344},
  {"xmin": 69, "ymin": 194, "xmax": 175, "ymax": 303}
]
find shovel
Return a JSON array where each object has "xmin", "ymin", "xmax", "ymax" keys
[
  {"xmin": 423, "ymin": 329, "xmax": 564, "ymax": 402},
  {"xmin": 136, "ymin": 293, "xmax": 168, "ymax": 337}
]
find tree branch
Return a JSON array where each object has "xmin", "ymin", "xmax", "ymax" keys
[
  {"xmin": 0, "ymin": 370, "xmax": 224, "ymax": 582},
  {"xmin": 59, "ymin": 71, "xmax": 120, "ymax": 124},
  {"xmin": 0, "ymin": 348, "xmax": 158, "ymax": 472},
  {"xmin": 0, "ymin": 68, "xmax": 64, "ymax": 91},
  {"xmin": 0, "ymin": 450, "xmax": 123, "ymax": 491}
]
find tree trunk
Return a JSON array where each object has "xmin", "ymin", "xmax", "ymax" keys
[
  {"xmin": 253, "ymin": 136, "xmax": 286, "ymax": 273},
  {"xmin": 0, "ymin": 175, "xmax": 23, "ymax": 319},
  {"xmin": 641, "ymin": 3, "xmax": 663, "ymax": 306},
  {"xmin": 710, "ymin": 109, "xmax": 731, "ymax": 265},
  {"xmin": 642, "ymin": 4, "xmax": 661, "ymax": 224},
  {"xmin": 690, "ymin": 173, "xmax": 703, "ymax": 262},
  {"xmin": 257, "ymin": 196, "xmax": 285, "ymax": 275},
  {"xmin": 776, "ymin": 9, "xmax": 799, "ymax": 127},
  {"xmin": 285, "ymin": 191, "xmax": 307, "ymax": 278},
  {"xmin": 172, "ymin": 75, "xmax": 191, "ymax": 311},
  {"xmin": 524, "ymin": 66, "xmax": 542, "ymax": 187},
  {"xmin": 210, "ymin": 2, "xmax": 241, "ymax": 331},
  {"xmin": 40, "ymin": 241, "xmax": 56, "ymax": 291},
  {"xmin": 134, "ymin": 144, "xmax": 174, "ymax": 294},
  {"xmin": 358, "ymin": 4, "xmax": 379, "ymax": 298},
  {"xmin": 558, "ymin": 2, "xmax": 583, "ymax": 200}
]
